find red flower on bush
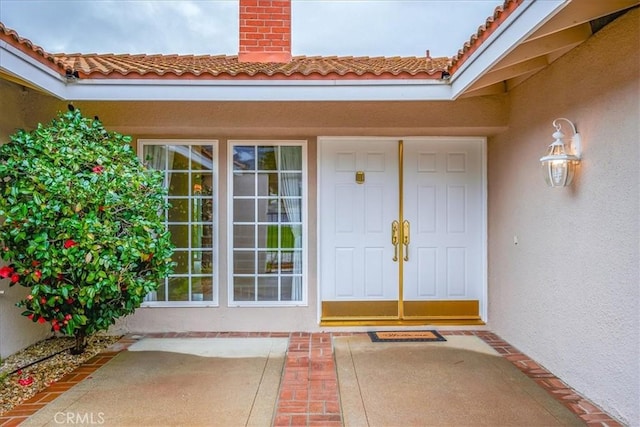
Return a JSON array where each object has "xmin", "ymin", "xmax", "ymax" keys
[
  {"xmin": 37, "ymin": 316, "xmax": 46, "ymax": 324},
  {"xmin": 0, "ymin": 265, "xmax": 14, "ymax": 278},
  {"xmin": 18, "ymin": 377, "xmax": 34, "ymax": 386},
  {"xmin": 92, "ymin": 165, "xmax": 104, "ymax": 173},
  {"xmin": 64, "ymin": 239, "xmax": 77, "ymax": 249},
  {"xmin": 10, "ymin": 273, "xmax": 19, "ymax": 283}
]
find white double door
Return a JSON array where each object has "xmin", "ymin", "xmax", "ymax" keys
[{"xmin": 319, "ymin": 137, "xmax": 485, "ymax": 321}]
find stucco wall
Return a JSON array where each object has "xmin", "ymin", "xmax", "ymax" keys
[
  {"xmin": 0, "ymin": 80, "xmax": 53, "ymax": 358},
  {"xmin": 487, "ymin": 9, "xmax": 639, "ymax": 425}
]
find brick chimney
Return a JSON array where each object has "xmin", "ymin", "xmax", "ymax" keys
[{"xmin": 238, "ymin": 0, "xmax": 292, "ymax": 63}]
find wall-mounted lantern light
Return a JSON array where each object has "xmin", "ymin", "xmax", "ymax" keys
[{"xmin": 540, "ymin": 118, "xmax": 582, "ymax": 187}]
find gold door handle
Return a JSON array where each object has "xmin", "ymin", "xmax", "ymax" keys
[
  {"xmin": 403, "ymin": 220, "xmax": 410, "ymax": 261},
  {"xmin": 391, "ymin": 220, "xmax": 399, "ymax": 262}
]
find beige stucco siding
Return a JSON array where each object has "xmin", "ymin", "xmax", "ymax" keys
[
  {"xmin": 487, "ymin": 9, "xmax": 639, "ymax": 425},
  {"xmin": 0, "ymin": 80, "xmax": 54, "ymax": 358}
]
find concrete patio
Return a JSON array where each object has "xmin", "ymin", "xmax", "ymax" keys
[{"xmin": 0, "ymin": 331, "xmax": 621, "ymax": 426}]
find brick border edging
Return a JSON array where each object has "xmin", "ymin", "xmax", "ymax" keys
[
  {"xmin": 0, "ymin": 331, "xmax": 625, "ymax": 427},
  {"xmin": 443, "ymin": 330, "xmax": 624, "ymax": 427},
  {"xmin": 0, "ymin": 351, "xmax": 121, "ymax": 427}
]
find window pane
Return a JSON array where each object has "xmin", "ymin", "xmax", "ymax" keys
[
  {"xmin": 233, "ymin": 173, "xmax": 255, "ymax": 196},
  {"xmin": 168, "ymin": 277, "xmax": 189, "ymax": 301},
  {"xmin": 192, "ymin": 173, "xmax": 214, "ymax": 196},
  {"xmin": 258, "ymin": 199, "xmax": 279, "ymax": 222},
  {"xmin": 281, "ymin": 276, "xmax": 294, "ymax": 301},
  {"xmin": 280, "ymin": 146, "xmax": 302, "ymax": 170},
  {"xmin": 258, "ymin": 173, "xmax": 278, "ymax": 197},
  {"xmin": 281, "ymin": 200, "xmax": 301, "ymax": 223},
  {"xmin": 191, "ymin": 146, "xmax": 213, "ymax": 170},
  {"xmin": 155, "ymin": 280, "xmax": 166, "ymax": 301},
  {"xmin": 169, "ymin": 146, "xmax": 190, "ymax": 170},
  {"xmin": 143, "ymin": 145, "xmax": 167, "ymax": 170},
  {"xmin": 234, "ymin": 251, "xmax": 255, "ymax": 274},
  {"xmin": 168, "ymin": 172, "xmax": 190, "ymax": 196},
  {"xmin": 291, "ymin": 250, "xmax": 302, "ymax": 273},
  {"xmin": 168, "ymin": 225, "xmax": 189, "ymax": 248},
  {"xmin": 234, "ymin": 277, "xmax": 255, "ymax": 301},
  {"xmin": 192, "ymin": 251, "xmax": 214, "ymax": 274},
  {"xmin": 233, "ymin": 146, "xmax": 255, "ymax": 171},
  {"xmin": 257, "ymin": 250, "xmax": 275, "ymax": 274},
  {"xmin": 234, "ymin": 225, "xmax": 255, "ymax": 248},
  {"xmin": 257, "ymin": 146, "xmax": 277, "ymax": 170},
  {"xmin": 257, "ymin": 276, "xmax": 278, "ymax": 301},
  {"xmin": 200, "ymin": 198, "xmax": 214, "ymax": 223},
  {"xmin": 234, "ymin": 199, "xmax": 255, "ymax": 222},
  {"xmin": 168, "ymin": 199, "xmax": 189, "ymax": 222},
  {"xmin": 191, "ymin": 277, "xmax": 214, "ymax": 301},
  {"xmin": 192, "ymin": 224, "xmax": 213, "ymax": 248},
  {"xmin": 280, "ymin": 173, "xmax": 302, "ymax": 193},
  {"xmin": 172, "ymin": 251, "xmax": 189, "ymax": 274}
]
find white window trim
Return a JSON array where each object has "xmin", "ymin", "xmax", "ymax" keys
[
  {"xmin": 227, "ymin": 140, "xmax": 309, "ymax": 307},
  {"xmin": 137, "ymin": 139, "xmax": 219, "ymax": 307}
]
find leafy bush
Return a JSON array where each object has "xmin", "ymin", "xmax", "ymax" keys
[{"xmin": 0, "ymin": 108, "xmax": 173, "ymax": 353}]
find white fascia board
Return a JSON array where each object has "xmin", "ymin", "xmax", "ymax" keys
[
  {"xmin": 0, "ymin": 41, "xmax": 67, "ymax": 98},
  {"xmin": 450, "ymin": 0, "xmax": 569, "ymax": 99},
  {"xmin": 62, "ymin": 78, "xmax": 452, "ymax": 101}
]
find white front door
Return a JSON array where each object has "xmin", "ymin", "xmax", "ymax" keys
[{"xmin": 319, "ymin": 137, "xmax": 486, "ymax": 324}]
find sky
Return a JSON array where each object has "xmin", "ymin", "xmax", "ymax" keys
[{"xmin": 0, "ymin": 0, "xmax": 502, "ymax": 58}]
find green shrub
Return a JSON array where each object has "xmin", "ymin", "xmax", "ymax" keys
[{"xmin": 0, "ymin": 108, "xmax": 173, "ymax": 353}]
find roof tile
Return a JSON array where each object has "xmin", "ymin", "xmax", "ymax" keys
[
  {"xmin": 449, "ymin": 0, "xmax": 522, "ymax": 73},
  {"xmin": 50, "ymin": 53, "xmax": 450, "ymax": 79}
]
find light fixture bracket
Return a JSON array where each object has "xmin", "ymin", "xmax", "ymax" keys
[{"xmin": 552, "ymin": 117, "xmax": 581, "ymax": 159}]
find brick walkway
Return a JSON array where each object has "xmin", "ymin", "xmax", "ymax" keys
[{"xmin": 0, "ymin": 331, "xmax": 623, "ymax": 426}]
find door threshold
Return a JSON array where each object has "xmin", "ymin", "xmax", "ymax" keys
[{"xmin": 320, "ymin": 317, "xmax": 486, "ymax": 327}]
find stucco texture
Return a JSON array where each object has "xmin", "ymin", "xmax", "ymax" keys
[
  {"xmin": 487, "ymin": 9, "xmax": 639, "ymax": 425},
  {"xmin": 0, "ymin": 80, "xmax": 54, "ymax": 358}
]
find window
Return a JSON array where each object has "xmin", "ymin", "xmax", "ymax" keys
[
  {"xmin": 138, "ymin": 140, "xmax": 218, "ymax": 306},
  {"xmin": 229, "ymin": 141, "xmax": 306, "ymax": 306}
]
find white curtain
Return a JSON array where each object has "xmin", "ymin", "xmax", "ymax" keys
[
  {"xmin": 277, "ymin": 147, "xmax": 303, "ymax": 301},
  {"xmin": 143, "ymin": 145, "xmax": 174, "ymax": 302}
]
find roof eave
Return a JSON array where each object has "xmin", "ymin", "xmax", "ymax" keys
[
  {"xmin": 450, "ymin": 0, "xmax": 569, "ymax": 99},
  {"xmin": 0, "ymin": 40, "xmax": 67, "ymax": 98}
]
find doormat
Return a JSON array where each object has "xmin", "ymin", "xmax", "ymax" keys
[{"xmin": 367, "ymin": 330, "xmax": 446, "ymax": 342}]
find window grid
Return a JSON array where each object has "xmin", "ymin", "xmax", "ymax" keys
[
  {"xmin": 230, "ymin": 143, "xmax": 305, "ymax": 305},
  {"xmin": 139, "ymin": 140, "xmax": 217, "ymax": 305}
]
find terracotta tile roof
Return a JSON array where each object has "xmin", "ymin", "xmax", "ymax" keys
[
  {"xmin": 449, "ymin": 0, "xmax": 522, "ymax": 73},
  {"xmin": 51, "ymin": 53, "xmax": 451, "ymax": 79},
  {"xmin": 1, "ymin": 22, "xmax": 449, "ymax": 80},
  {"xmin": 2, "ymin": 0, "xmax": 520, "ymax": 81}
]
